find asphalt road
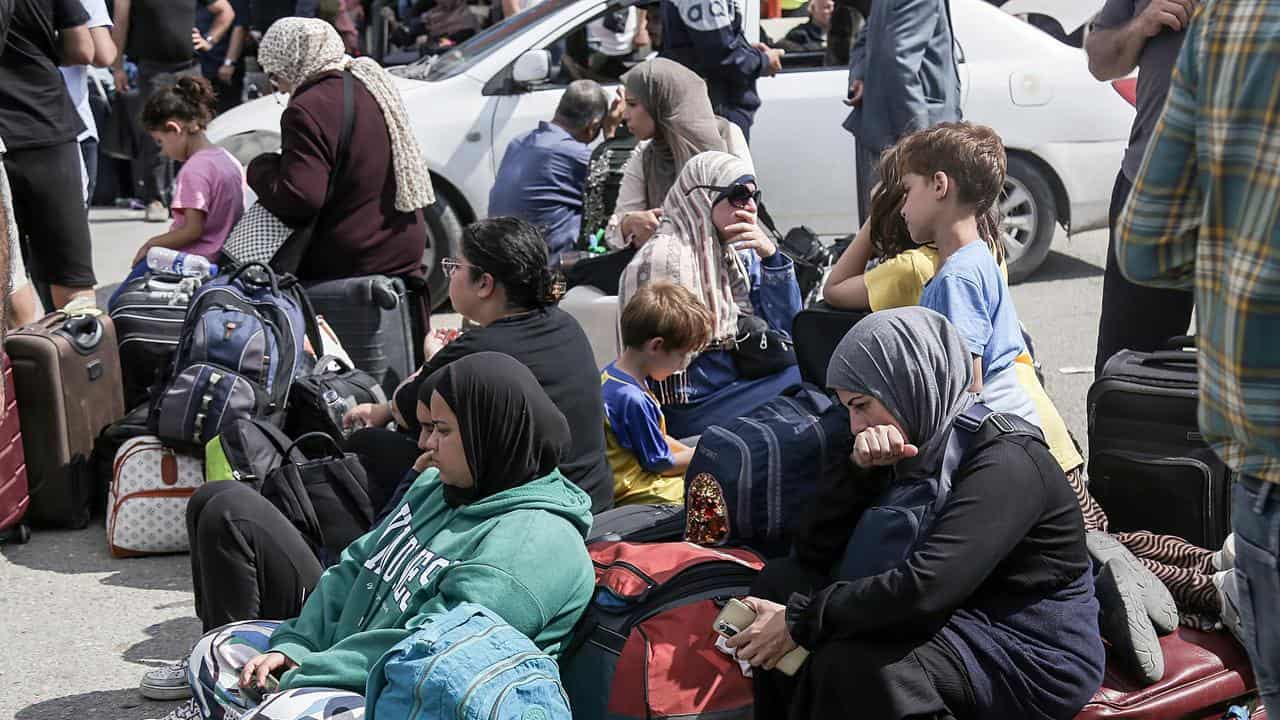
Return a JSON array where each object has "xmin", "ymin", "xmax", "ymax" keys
[{"xmin": 0, "ymin": 210, "xmax": 1110, "ymax": 720}]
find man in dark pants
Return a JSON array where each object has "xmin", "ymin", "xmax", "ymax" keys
[
  {"xmin": 1085, "ymin": 0, "xmax": 1196, "ymax": 376},
  {"xmin": 196, "ymin": 0, "xmax": 248, "ymax": 115},
  {"xmin": 110, "ymin": 0, "xmax": 235, "ymax": 222}
]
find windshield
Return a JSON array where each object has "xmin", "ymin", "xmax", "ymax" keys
[{"xmin": 423, "ymin": 0, "xmax": 578, "ymax": 81}]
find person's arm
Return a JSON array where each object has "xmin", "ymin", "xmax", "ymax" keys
[
  {"xmin": 664, "ymin": 0, "xmax": 769, "ymax": 82},
  {"xmin": 1085, "ymin": 0, "xmax": 1196, "ymax": 81},
  {"xmin": 611, "ymin": 390, "xmax": 678, "ymax": 475},
  {"xmin": 88, "ymin": 25, "xmax": 115, "ymax": 66},
  {"xmin": 822, "ymin": 220, "xmax": 875, "ymax": 309},
  {"xmin": 604, "ymin": 146, "xmax": 655, "ymax": 249},
  {"xmin": 1115, "ymin": 10, "xmax": 1201, "ymax": 289},
  {"xmin": 664, "ymin": 439, "xmax": 695, "ymax": 476},
  {"xmin": 109, "ymin": 0, "xmax": 130, "ymax": 87},
  {"xmin": 204, "ymin": 0, "xmax": 236, "ymax": 48},
  {"xmin": 743, "ymin": 249, "xmax": 802, "ymax": 335},
  {"xmin": 55, "ymin": 0, "xmax": 93, "ymax": 68},
  {"xmin": 874, "ymin": 0, "xmax": 942, "ymax": 138},
  {"xmin": 247, "ymin": 102, "xmax": 333, "ymax": 222},
  {"xmin": 920, "ymin": 273, "xmax": 993, "ymax": 382},
  {"xmin": 970, "ymin": 354, "xmax": 983, "ymax": 393},
  {"xmin": 132, "ymin": 210, "xmax": 206, "ymax": 265},
  {"xmin": 788, "ymin": 440, "xmax": 1050, "ymax": 643}
]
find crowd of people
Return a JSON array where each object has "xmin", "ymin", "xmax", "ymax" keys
[{"xmin": 1, "ymin": 0, "xmax": 1279, "ymax": 718}]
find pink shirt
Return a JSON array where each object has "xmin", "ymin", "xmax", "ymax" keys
[{"xmin": 170, "ymin": 146, "xmax": 246, "ymax": 261}]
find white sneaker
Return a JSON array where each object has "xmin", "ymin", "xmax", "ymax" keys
[
  {"xmin": 145, "ymin": 200, "xmax": 170, "ymax": 222},
  {"xmin": 1215, "ymin": 569, "xmax": 1247, "ymax": 647},
  {"xmin": 147, "ymin": 698, "xmax": 202, "ymax": 720},
  {"xmin": 140, "ymin": 659, "xmax": 192, "ymax": 701},
  {"xmin": 1213, "ymin": 534, "xmax": 1237, "ymax": 572}
]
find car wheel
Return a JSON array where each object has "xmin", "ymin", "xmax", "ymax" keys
[
  {"xmin": 1000, "ymin": 155, "xmax": 1058, "ymax": 284},
  {"xmin": 423, "ymin": 192, "xmax": 464, "ymax": 310}
]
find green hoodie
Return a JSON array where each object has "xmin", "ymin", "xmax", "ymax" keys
[{"xmin": 269, "ymin": 468, "xmax": 595, "ymax": 694}]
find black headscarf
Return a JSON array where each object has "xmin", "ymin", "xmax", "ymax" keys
[{"xmin": 421, "ymin": 352, "xmax": 571, "ymax": 507}]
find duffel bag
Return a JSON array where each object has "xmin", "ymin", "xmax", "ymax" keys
[
  {"xmin": 561, "ymin": 541, "xmax": 763, "ymax": 720},
  {"xmin": 107, "ymin": 436, "xmax": 203, "ymax": 557},
  {"xmin": 585, "ymin": 503, "xmax": 686, "ymax": 544},
  {"xmin": 286, "ymin": 355, "xmax": 386, "ymax": 443}
]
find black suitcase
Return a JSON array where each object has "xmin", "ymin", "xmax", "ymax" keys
[
  {"xmin": 303, "ymin": 275, "xmax": 416, "ymax": 396},
  {"xmin": 1087, "ymin": 342, "xmax": 1232, "ymax": 549},
  {"xmin": 585, "ymin": 503, "xmax": 686, "ymax": 544},
  {"xmin": 109, "ymin": 273, "xmax": 192, "ymax": 408},
  {"xmin": 792, "ymin": 302, "xmax": 869, "ymax": 387}
]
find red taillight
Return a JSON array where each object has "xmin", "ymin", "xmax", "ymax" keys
[{"xmin": 1112, "ymin": 77, "xmax": 1138, "ymax": 107}]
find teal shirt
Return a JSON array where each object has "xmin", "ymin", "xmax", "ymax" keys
[{"xmin": 269, "ymin": 469, "xmax": 595, "ymax": 693}]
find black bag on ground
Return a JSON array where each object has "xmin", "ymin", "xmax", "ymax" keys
[
  {"xmin": 110, "ymin": 272, "xmax": 197, "ymax": 408},
  {"xmin": 90, "ymin": 403, "xmax": 153, "ymax": 515},
  {"xmin": 303, "ymin": 275, "xmax": 417, "ymax": 396},
  {"xmin": 1087, "ymin": 339, "xmax": 1232, "ymax": 549},
  {"xmin": 792, "ymin": 302, "xmax": 870, "ymax": 386},
  {"xmin": 205, "ymin": 418, "xmax": 307, "ymax": 489},
  {"xmin": 286, "ymin": 355, "xmax": 387, "ymax": 442},
  {"xmin": 260, "ymin": 432, "xmax": 375, "ymax": 565},
  {"xmin": 585, "ymin": 503, "xmax": 686, "ymax": 544},
  {"xmin": 758, "ymin": 204, "xmax": 830, "ymax": 305}
]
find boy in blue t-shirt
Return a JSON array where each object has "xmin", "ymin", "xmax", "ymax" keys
[
  {"xmin": 602, "ymin": 282, "xmax": 714, "ymax": 506},
  {"xmin": 898, "ymin": 122, "xmax": 1039, "ymax": 424}
]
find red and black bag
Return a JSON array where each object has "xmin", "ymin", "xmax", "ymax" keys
[{"xmin": 561, "ymin": 541, "xmax": 763, "ymax": 720}]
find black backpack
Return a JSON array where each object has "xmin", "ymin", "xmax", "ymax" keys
[{"xmin": 285, "ymin": 355, "xmax": 387, "ymax": 443}]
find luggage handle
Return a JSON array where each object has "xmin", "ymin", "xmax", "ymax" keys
[
  {"xmin": 61, "ymin": 314, "xmax": 104, "ymax": 352},
  {"xmin": 227, "ymin": 262, "xmax": 281, "ymax": 294},
  {"xmin": 282, "ymin": 431, "xmax": 346, "ymax": 461},
  {"xmin": 1139, "ymin": 351, "xmax": 1197, "ymax": 368},
  {"xmin": 1162, "ymin": 335, "xmax": 1196, "ymax": 351}
]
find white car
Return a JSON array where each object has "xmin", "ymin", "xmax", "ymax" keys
[{"xmin": 209, "ymin": 0, "xmax": 1134, "ymax": 304}]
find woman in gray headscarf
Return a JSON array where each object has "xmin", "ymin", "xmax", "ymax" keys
[
  {"xmin": 727, "ymin": 307, "xmax": 1105, "ymax": 720},
  {"xmin": 604, "ymin": 58, "xmax": 754, "ymax": 249}
]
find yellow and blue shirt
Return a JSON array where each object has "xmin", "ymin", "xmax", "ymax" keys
[{"xmin": 601, "ymin": 362, "xmax": 686, "ymax": 506}]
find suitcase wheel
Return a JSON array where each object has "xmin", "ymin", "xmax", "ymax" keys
[{"xmin": 0, "ymin": 522, "xmax": 31, "ymax": 545}]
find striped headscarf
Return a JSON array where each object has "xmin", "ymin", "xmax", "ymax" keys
[
  {"xmin": 619, "ymin": 151, "xmax": 753, "ymax": 344},
  {"xmin": 257, "ymin": 17, "xmax": 435, "ymax": 213}
]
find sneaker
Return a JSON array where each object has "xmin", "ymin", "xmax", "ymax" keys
[
  {"xmin": 141, "ymin": 659, "xmax": 192, "ymax": 701},
  {"xmin": 1213, "ymin": 533, "xmax": 1237, "ymax": 572},
  {"xmin": 147, "ymin": 698, "xmax": 201, "ymax": 720},
  {"xmin": 145, "ymin": 200, "xmax": 170, "ymax": 222},
  {"xmin": 1215, "ymin": 569, "xmax": 1247, "ymax": 647},
  {"xmin": 1095, "ymin": 558, "xmax": 1165, "ymax": 684}
]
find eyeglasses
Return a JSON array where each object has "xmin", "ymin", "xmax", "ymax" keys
[
  {"xmin": 690, "ymin": 182, "xmax": 762, "ymax": 210},
  {"xmin": 440, "ymin": 257, "xmax": 481, "ymax": 277}
]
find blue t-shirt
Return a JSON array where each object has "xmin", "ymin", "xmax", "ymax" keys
[
  {"xmin": 919, "ymin": 241, "xmax": 1025, "ymax": 378},
  {"xmin": 601, "ymin": 362, "xmax": 674, "ymax": 473},
  {"xmin": 488, "ymin": 122, "xmax": 591, "ymax": 264}
]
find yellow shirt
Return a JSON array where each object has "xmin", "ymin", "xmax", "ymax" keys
[
  {"xmin": 863, "ymin": 247, "xmax": 1085, "ymax": 473},
  {"xmin": 601, "ymin": 367, "xmax": 687, "ymax": 506}
]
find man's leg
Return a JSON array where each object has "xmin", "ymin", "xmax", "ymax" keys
[
  {"xmin": 81, "ymin": 137, "xmax": 99, "ymax": 208},
  {"xmin": 1094, "ymin": 171, "xmax": 1195, "ymax": 376},
  {"xmin": 855, "ymin": 142, "xmax": 879, "ymax": 227},
  {"xmin": 1230, "ymin": 476, "xmax": 1280, "ymax": 711}
]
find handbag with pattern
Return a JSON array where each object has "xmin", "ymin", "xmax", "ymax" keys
[
  {"xmin": 221, "ymin": 202, "xmax": 295, "ymax": 268},
  {"xmin": 107, "ymin": 436, "xmax": 204, "ymax": 557}
]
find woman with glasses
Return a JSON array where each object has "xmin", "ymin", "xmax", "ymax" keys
[
  {"xmin": 618, "ymin": 151, "xmax": 802, "ymax": 437},
  {"xmin": 604, "ymin": 58, "xmax": 753, "ymax": 250},
  {"xmin": 247, "ymin": 18, "xmax": 434, "ymax": 283},
  {"xmin": 343, "ymin": 217, "xmax": 614, "ymax": 516}
]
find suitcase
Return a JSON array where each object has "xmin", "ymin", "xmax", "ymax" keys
[
  {"xmin": 1087, "ymin": 343, "xmax": 1232, "ymax": 549},
  {"xmin": 0, "ymin": 355, "xmax": 30, "ymax": 543},
  {"xmin": 303, "ymin": 275, "xmax": 416, "ymax": 396},
  {"xmin": 109, "ymin": 272, "xmax": 193, "ymax": 409},
  {"xmin": 791, "ymin": 302, "xmax": 869, "ymax": 387},
  {"xmin": 107, "ymin": 436, "xmax": 203, "ymax": 557},
  {"xmin": 1075, "ymin": 627, "xmax": 1261, "ymax": 719},
  {"xmin": 585, "ymin": 503, "xmax": 686, "ymax": 544},
  {"xmin": 5, "ymin": 312, "xmax": 126, "ymax": 528}
]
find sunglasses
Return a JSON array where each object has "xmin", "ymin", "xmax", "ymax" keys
[
  {"xmin": 440, "ymin": 257, "xmax": 482, "ymax": 277},
  {"xmin": 690, "ymin": 182, "xmax": 762, "ymax": 210}
]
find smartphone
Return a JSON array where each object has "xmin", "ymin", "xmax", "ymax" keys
[
  {"xmin": 712, "ymin": 599, "xmax": 810, "ymax": 676},
  {"xmin": 240, "ymin": 673, "xmax": 279, "ymax": 705}
]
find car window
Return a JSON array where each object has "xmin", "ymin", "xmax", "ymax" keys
[
  {"xmin": 535, "ymin": 6, "xmax": 646, "ymax": 87},
  {"xmin": 423, "ymin": 0, "xmax": 578, "ymax": 82}
]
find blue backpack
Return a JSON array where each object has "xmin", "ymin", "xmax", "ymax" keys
[
  {"xmin": 365, "ymin": 603, "xmax": 572, "ymax": 720},
  {"xmin": 151, "ymin": 263, "xmax": 316, "ymax": 447},
  {"xmin": 683, "ymin": 384, "xmax": 853, "ymax": 556},
  {"xmin": 837, "ymin": 404, "xmax": 1044, "ymax": 579}
]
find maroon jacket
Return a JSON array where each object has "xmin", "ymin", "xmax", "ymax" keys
[{"xmin": 248, "ymin": 71, "xmax": 428, "ymax": 283}]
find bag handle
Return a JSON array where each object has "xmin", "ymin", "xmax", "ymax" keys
[
  {"xmin": 1162, "ymin": 335, "xmax": 1196, "ymax": 351},
  {"xmin": 1138, "ymin": 351, "xmax": 1197, "ymax": 367},
  {"xmin": 227, "ymin": 261, "xmax": 281, "ymax": 294},
  {"xmin": 282, "ymin": 431, "xmax": 346, "ymax": 461},
  {"xmin": 61, "ymin": 315, "xmax": 104, "ymax": 352},
  {"xmin": 271, "ymin": 71, "xmax": 356, "ymax": 276}
]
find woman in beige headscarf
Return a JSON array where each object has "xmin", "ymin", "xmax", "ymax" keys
[
  {"xmin": 618, "ymin": 151, "xmax": 801, "ymax": 437},
  {"xmin": 248, "ymin": 17, "xmax": 435, "ymax": 282},
  {"xmin": 605, "ymin": 58, "xmax": 754, "ymax": 250}
]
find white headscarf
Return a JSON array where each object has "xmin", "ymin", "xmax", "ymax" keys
[
  {"xmin": 258, "ymin": 17, "xmax": 435, "ymax": 213},
  {"xmin": 618, "ymin": 151, "xmax": 754, "ymax": 344}
]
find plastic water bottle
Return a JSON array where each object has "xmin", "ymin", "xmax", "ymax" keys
[{"xmin": 146, "ymin": 247, "xmax": 218, "ymax": 278}]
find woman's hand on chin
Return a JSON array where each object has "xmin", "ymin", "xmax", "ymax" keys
[
  {"xmin": 724, "ymin": 210, "xmax": 776, "ymax": 259},
  {"xmin": 724, "ymin": 597, "xmax": 798, "ymax": 671},
  {"xmin": 852, "ymin": 425, "xmax": 919, "ymax": 468}
]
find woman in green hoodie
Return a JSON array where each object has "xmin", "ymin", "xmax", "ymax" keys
[{"xmin": 174, "ymin": 352, "xmax": 595, "ymax": 720}]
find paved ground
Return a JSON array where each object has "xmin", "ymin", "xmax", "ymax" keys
[{"xmin": 0, "ymin": 210, "xmax": 1109, "ymax": 720}]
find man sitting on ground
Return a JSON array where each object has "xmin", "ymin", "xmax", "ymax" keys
[{"xmin": 488, "ymin": 79, "xmax": 621, "ymax": 265}]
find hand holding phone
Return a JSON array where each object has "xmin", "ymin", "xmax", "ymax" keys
[{"xmin": 713, "ymin": 598, "xmax": 809, "ymax": 676}]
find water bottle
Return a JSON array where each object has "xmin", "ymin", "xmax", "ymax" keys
[{"xmin": 146, "ymin": 247, "xmax": 218, "ymax": 278}]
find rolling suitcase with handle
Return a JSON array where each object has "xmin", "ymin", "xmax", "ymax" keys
[
  {"xmin": 1087, "ymin": 339, "xmax": 1232, "ymax": 550},
  {"xmin": 109, "ymin": 272, "xmax": 195, "ymax": 408},
  {"xmin": 0, "ymin": 354, "xmax": 30, "ymax": 543},
  {"xmin": 303, "ymin": 275, "xmax": 417, "ymax": 396},
  {"xmin": 4, "ymin": 312, "xmax": 126, "ymax": 528}
]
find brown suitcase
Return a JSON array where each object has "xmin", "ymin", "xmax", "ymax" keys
[{"xmin": 4, "ymin": 312, "xmax": 125, "ymax": 528}]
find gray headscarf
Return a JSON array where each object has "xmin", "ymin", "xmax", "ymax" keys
[{"xmin": 826, "ymin": 307, "xmax": 975, "ymax": 482}]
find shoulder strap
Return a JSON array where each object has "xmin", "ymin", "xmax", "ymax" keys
[
  {"xmin": 938, "ymin": 403, "xmax": 1044, "ymax": 493},
  {"xmin": 271, "ymin": 71, "xmax": 357, "ymax": 275}
]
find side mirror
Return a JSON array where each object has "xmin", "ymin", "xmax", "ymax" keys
[{"xmin": 512, "ymin": 50, "xmax": 552, "ymax": 85}]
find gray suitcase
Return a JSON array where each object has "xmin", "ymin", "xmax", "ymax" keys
[{"xmin": 303, "ymin": 276, "xmax": 416, "ymax": 395}]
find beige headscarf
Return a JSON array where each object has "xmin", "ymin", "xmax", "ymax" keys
[
  {"xmin": 622, "ymin": 58, "xmax": 729, "ymax": 210},
  {"xmin": 258, "ymin": 17, "xmax": 435, "ymax": 213},
  {"xmin": 619, "ymin": 151, "xmax": 754, "ymax": 344}
]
